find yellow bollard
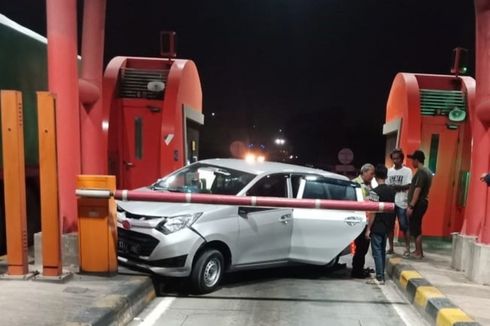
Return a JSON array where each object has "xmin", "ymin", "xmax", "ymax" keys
[
  {"xmin": 0, "ymin": 90, "xmax": 28, "ymax": 275},
  {"xmin": 37, "ymin": 92, "xmax": 62, "ymax": 276},
  {"xmin": 77, "ymin": 175, "xmax": 117, "ymax": 274}
]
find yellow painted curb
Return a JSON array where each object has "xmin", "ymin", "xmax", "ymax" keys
[
  {"xmin": 414, "ymin": 286, "xmax": 445, "ymax": 308},
  {"xmin": 400, "ymin": 270, "xmax": 423, "ymax": 289},
  {"xmin": 436, "ymin": 308, "xmax": 474, "ymax": 326},
  {"xmin": 389, "ymin": 257, "xmax": 402, "ymax": 265}
]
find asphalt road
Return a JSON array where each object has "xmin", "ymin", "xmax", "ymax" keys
[{"xmin": 127, "ymin": 256, "xmax": 428, "ymax": 326}]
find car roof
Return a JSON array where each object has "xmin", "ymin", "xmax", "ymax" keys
[{"xmin": 198, "ymin": 158, "xmax": 349, "ymax": 180}]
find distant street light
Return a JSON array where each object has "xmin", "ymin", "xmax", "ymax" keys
[{"xmin": 274, "ymin": 138, "xmax": 285, "ymax": 145}]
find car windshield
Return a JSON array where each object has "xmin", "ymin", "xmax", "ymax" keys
[{"xmin": 150, "ymin": 163, "xmax": 257, "ymax": 195}]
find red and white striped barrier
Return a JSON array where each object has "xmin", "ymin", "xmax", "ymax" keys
[{"xmin": 75, "ymin": 189, "xmax": 394, "ymax": 213}]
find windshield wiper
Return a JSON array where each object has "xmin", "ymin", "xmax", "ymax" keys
[
  {"xmin": 166, "ymin": 187, "xmax": 182, "ymax": 192},
  {"xmin": 149, "ymin": 184, "xmax": 165, "ymax": 191}
]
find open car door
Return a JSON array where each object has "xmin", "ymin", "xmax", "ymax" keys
[{"xmin": 289, "ymin": 176, "xmax": 366, "ymax": 265}]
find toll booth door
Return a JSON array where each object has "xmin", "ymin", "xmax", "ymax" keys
[
  {"xmin": 121, "ymin": 103, "xmax": 162, "ymax": 189},
  {"xmin": 183, "ymin": 105, "xmax": 204, "ymax": 165},
  {"xmin": 185, "ymin": 121, "xmax": 200, "ymax": 164},
  {"xmin": 420, "ymin": 117, "xmax": 460, "ymax": 236}
]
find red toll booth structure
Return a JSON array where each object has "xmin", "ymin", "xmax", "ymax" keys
[
  {"xmin": 383, "ymin": 73, "xmax": 475, "ymax": 238},
  {"xmin": 104, "ymin": 57, "xmax": 203, "ymax": 189}
]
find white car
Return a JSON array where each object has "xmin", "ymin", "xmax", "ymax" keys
[{"xmin": 117, "ymin": 158, "xmax": 366, "ymax": 293}]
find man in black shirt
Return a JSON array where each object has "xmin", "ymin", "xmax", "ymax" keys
[
  {"xmin": 407, "ymin": 150, "xmax": 432, "ymax": 259},
  {"xmin": 366, "ymin": 164, "xmax": 396, "ymax": 285}
]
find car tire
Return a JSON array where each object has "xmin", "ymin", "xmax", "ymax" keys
[{"xmin": 190, "ymin": 249, "xmax": 224, "ymax": 294}]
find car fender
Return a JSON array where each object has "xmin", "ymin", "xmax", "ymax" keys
[{"xmin": 191, "ymin": 207, "xmax": 239, "ymax": 264}]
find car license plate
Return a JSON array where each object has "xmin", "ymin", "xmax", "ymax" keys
[{"xmin": 118, "ymin": 239, "xmax": 129, "ymax": 252}]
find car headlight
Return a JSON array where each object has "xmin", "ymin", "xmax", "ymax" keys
[{"xmin": 155, "ymin": 212, "xmax": 203, "ymax": 234}]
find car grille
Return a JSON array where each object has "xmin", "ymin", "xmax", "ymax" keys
[
  {"xmin": 125, "ymin": 211, "xmax": 162, "ymax": 220},
  {"xmin": 121, "ymin": 255, "xmax": 188, "ymax": 268},
  {"xmin": 118, "ymin": 228, "xmax": 159, "ymax": 257}
]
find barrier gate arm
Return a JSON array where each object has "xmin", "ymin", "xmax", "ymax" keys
[{"xmin": 75, "ymin": 189, "xmax": 395, "ymax": 213}]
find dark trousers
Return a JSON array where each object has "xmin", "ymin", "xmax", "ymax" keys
[
  {"xmin": 371, "ymin": 232, "xmax": 387, "ymax": 281},
  {"xmin": 409, "ymin": 199, "xmax": 428, "ymax": 237},
  {"xmin": 352, "ymin": 226, "xmax": 370, "ymax": 274}
]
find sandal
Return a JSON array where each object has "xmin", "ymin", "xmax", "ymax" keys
[{"xmin": 402, "ymin": 251, "xmax": 410, "ymax": 257}]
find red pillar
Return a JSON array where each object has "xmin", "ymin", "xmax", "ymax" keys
[
  {"xmin": 462, "ymin": 88, "xmax": 488, "ymax": 236},
  {"xmin": 473, "ymin": 0, "xmax": 490, "ymax": 244},
  {"xmin": 80, "ymin": 0, "xmax": 108, "ymax": 174},
  {"xmin": 46, "ymin": 0, "xmax": 81, "ymax": 232}
]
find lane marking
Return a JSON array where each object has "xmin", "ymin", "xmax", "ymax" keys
[
  {"xmin": 380, "ymin": 280, "xmax": 430, "ymax": 326},
  {"xmin": 137, "ymin": 297, "xmax": 175, "ymax": 326}
]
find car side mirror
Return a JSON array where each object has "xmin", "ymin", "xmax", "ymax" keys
[{"xmin": 238, "ymin": 207, "xmax": 248, "ymax": 218}]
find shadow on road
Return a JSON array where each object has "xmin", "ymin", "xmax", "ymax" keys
[{"xmin": 151, "ymin": 263, "xmax": 350, "ymax": 296}]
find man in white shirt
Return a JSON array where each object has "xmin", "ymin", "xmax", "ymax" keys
[{"xmin": 386, "ymin": 148, "xmax": 412, "ymax": 256}]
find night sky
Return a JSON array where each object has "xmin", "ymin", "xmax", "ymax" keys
[{"xmin": 0, "ymin": 0, "xmax": 476, "ymax": 170}]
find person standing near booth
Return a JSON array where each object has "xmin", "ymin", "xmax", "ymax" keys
[
  {"xmin": 386, "ymin": 148, "xmax": 412, "ymax": 256},
  {"xmin": 406, "ymin": 150, "xmax": 432, "ymax": 259},
  {"xmin": 351, "ymin": 163, "xmax": 375, "ymax": 278},
  {"xmin": 365, "ymin": 164, "xmax": 396, "ymax": 285}
]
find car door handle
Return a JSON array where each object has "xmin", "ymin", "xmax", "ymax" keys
[
  {"xmin": 345, "ymin": 216, "xmax": 362, "ymax": 226},
  {"xmin": 279, "ymin": 214, "xmax": 292, "ymax": 224}
]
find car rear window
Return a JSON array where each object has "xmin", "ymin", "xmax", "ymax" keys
[
  {"xmin": 303, "ymin": 178, "xmax": 357, "ymax": 201},
  {"xmin": 246, "ymin": 173, "xmax": 288, "ymax": 198}
]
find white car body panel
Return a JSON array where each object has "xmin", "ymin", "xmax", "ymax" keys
[
  {"xmin": 116, "ymin": 158, "xmax": 367, "ymax": 278},
  {"xmin": 289, "ymin": 208, "xmax": 365, "ymax": 264},
  {"xmin": 236, "ymin": 207, "xmax": 293, "ymax": 265}
]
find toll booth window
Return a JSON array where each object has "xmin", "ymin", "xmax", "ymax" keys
[
  {"xmin": 247, "ymin": 174, "xmax": 288, "ymax": 198},
  {"xmin": 135, "ymin": 117, "xmax": 143, "ymax": 159},
  {"xmin": 428, "ymin": 134, "xmax": 439, "ymax": 174}
]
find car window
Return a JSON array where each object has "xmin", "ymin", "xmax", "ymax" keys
[
  {"xmin": 291, "ymin": 175, "xmax": 303, "ymax": 198},
  {"xmin": 302, "ymin": 177, "xmax": 357, "ymax": 201},
  {"xmin": 152, "ymin": 163, "xmax": 256, "ymax": 195},
  {"xmin": 246, "ymin": 174, "xmax": 288, "ymax": 198}
]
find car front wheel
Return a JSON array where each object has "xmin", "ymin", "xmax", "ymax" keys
[{"xmin": 190, "ymin": 249, "xmax": 224, "ymax": 294}]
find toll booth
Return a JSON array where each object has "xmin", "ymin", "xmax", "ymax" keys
[
  {"xmin": 104, "ymin": 57, "xmax": 203, "ymax": 189},
  {"xmin": 383, "ymin": 73, "xmax": 475, "ymax": 237}
]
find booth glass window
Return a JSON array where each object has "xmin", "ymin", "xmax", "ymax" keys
[
  {"xmin": 428, "ymin": 134, "xmax": 439, "ymax": 173},
  {"xmin": 135, "ymin": 117, "xmax": 143, "ymax": 159}
]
